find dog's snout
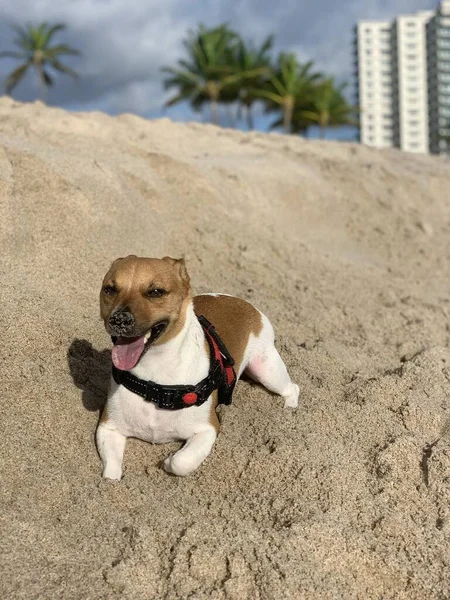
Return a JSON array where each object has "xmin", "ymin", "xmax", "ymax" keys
[{"xmin": 109, "ymin": 309, "xmax": 135, "ymax": 335}]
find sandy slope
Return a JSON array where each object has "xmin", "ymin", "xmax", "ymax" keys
[{"xmin": 1, "ymin": 97, "xmax": 449, "ymax": 599}]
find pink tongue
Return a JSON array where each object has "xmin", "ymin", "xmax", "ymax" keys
[{"xmin": 112, "ymin": 336, "xmax": 146, "ymax": 370}]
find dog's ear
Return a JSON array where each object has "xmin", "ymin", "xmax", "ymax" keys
[
  {"xmin": 103, "ymin": 257, "xmax": 124, "ymax": 280},
  {"xmin": 162, "ymin": 256, "xmax": 190, "ymax": 288},
  {"xmin": 176, "ymin": 258, "xmax": 190, "ymax": 287},
  {"xmin": 110, "ymin": 256, "xmax": 124, "ymax": 267}
]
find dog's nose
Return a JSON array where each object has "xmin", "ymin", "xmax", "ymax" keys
[{"xmin": 109, "ymin": 309, "xmax": 135, "ymax": 335}]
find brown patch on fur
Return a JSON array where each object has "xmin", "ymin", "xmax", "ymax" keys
[
  {"xmin": 100, "ymin": 255, "xmax": 190, "ymax": 344},
  {"xmin": 209, "ymin": 390, "xmax": 220, "ymax": 434},
  {"xmin": 99, "ymin": 405, "xmax": 109, "ymax": 423},
  {"xmin": 193, "ymin": 294, "xmax": 263, "ymax": 375}
]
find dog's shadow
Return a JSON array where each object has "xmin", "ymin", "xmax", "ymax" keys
[{"xmin": 67, "ymin": 339, "xmax": 111, "ymax": 412}]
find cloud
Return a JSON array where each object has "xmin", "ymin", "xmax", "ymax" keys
[{"xmin": 0, "ymin": 0, "xmax": 439, "ymax": 118}]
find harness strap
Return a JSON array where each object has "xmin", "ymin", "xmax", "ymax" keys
[{"xmin": 112, "ymin": 315, "xmax": 236, "ymax": 410}]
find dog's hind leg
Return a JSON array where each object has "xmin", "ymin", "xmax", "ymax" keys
[
  {"xmin": 245, "ymin": 314, "xmax": 299, "ymax": 409},
  {"xmin": 96, "ymin": 423, "xmax": 127, "ymax": 480}
]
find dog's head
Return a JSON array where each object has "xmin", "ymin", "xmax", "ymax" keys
[{"xmin": 100, "ymin": 255, "xmax": 191, "ymax": 370}]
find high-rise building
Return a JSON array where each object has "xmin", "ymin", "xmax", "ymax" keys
[
  {"xmin": 354, "ymin": 2, "xmax": 449, "ymax": 154},
  {"xmin": 354, "ymin": 20, "xmax": 394, "ymax": 149},
  {"xmin": 427, "ymin": 0, "xmax": 450, "ymax": 154}
]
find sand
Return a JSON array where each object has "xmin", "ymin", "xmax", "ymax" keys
[{"xmin": 1, "ymin": 96, "xmax": 449, "ymax": 599}]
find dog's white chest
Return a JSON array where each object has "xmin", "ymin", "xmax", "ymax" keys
[
  {"xmin": 109, "ymin": 383, "xmax": 210, "ymax": 443},
  {"xmin": 105, "ymin": 317, "xmax": 212, "ymax": 443}
]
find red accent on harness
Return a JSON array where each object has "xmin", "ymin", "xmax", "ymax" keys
[
  {"xmin": 203, "ymin": 327, "xmax": 236, "ymax": 388},
  {"xmin": 183, "ymin": 392, "xmax": 198, "ymax": 405}
]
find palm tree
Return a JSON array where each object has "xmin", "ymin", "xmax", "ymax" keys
[
  {"xmin": 0, "ymin": 23, "xmax": 80, "ymax": 101},
  {"xmin": 232, "ymin": 35, "xmax": 273, "ymax": 129},
  {"xmin": 162, "ymin": 24, "xmax": 267, "ymax": 125},
  {"xmin": 256, "ymin": 52, "xmax": 322, "ymax": 133},
  {"xmin": 296, "ymin": 78, "xmax": 356, "ymax": 138},
  {"xmin": 162, "ymin": 24, "xmax": 238, "ymax": 124}
]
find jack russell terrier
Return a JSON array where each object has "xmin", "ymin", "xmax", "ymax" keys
[{"xmin": 96, "ymin": 256, "xmax": 299, "ymax": 478}]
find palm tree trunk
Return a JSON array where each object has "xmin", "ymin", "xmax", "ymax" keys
[
  {"xmin": 246, "ymin": 104, "xmax": 254, "ymax": 130},
  {"xmin": 227, "ymin": 105, "xmax": 236, "ymax": 128},
  {"xmin": 319, "ymin": 113, "xmax": 328, "ymax": 139},
  {"xmin": 35, "ymin": 62, "xmax": 46, "ymax": 103},
  {"xmin": 283, "ymin": 97, "xmax": 294, "ymax": 134},
  {"xmin": 211, "ymin": 99, "xmax": 219, "ymax": 125}
]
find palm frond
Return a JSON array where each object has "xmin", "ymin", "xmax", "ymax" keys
[
  {"xmin": 4, "ymin": 62, "xmax": 29, "ymax": 93},
  {"xmin": 164, "ymin": 91, "xmax": 193, "ymax": 107},
  {"xmin": 49, "ymin": 59, "xmax": 78, "ymax": 79},
  {"xmin": 42, "ymin": 69, "xmax": 54, "ymax": 86},
  {"xmin": 45, "ymin": 23, "xmax": 66, "ymax": 42},
  {"xmin": 0, "ymin": 51, "xmax": 26, "ymax": 59},
  {"xmin": 45, "ymin": 44, "xmax": 81, "ymax": 57}
]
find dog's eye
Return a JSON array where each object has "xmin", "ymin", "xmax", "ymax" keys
[
  {"xmin": 146, "ymin": 288, "xmax": 167, "ymax": 298},
  {"xmin": 103, "ymin": 285, "xmax": 117, "ymax": 296}
]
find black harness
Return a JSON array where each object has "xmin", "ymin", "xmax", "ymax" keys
[{"xmin": 111, "ymin": 315, "xmax": 237, "ymax": 410}]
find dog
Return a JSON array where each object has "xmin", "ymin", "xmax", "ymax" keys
[{"xmin": 96, "ymin": 255, "xmax": 299, "ymax": 478}]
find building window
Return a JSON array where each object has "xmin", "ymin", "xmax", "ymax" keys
[{"xmin": 406, "ymin": 22, "xmax": 416, "ymax": 28}]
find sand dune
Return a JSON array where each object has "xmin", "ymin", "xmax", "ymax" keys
[{"xmin": 1, "ymin": 97, "xmax": 450, "ymax": 599}]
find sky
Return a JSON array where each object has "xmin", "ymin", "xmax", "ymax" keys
[{"xmin": 0, "ymin": 0, "xmax": 440, "ymax": 137}]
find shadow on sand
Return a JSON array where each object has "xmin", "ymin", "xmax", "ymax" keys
[{"xmin": 67, "ymin": 339, "xmax": 111, "ymax": 412}]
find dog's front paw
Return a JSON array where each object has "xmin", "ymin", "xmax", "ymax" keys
[
  {"xmin": 163, "ymin": 452, "xmax": 195, "ymax": 477},
  {"xmin": 102, "ymin": 465, "xmax": 123, "ymax": 481},
  {"xmin": 283, "ymin": 383, "xmax": 299, "ymax": 409}
]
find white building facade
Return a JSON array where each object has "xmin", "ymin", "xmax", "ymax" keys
[
  {"xmin": 354, "ymin": 3, "xmax": 449, "ymax": 154},
  {"xmin": 354, "ymin": 20, "xmax": 394, "ymax": 149}
]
